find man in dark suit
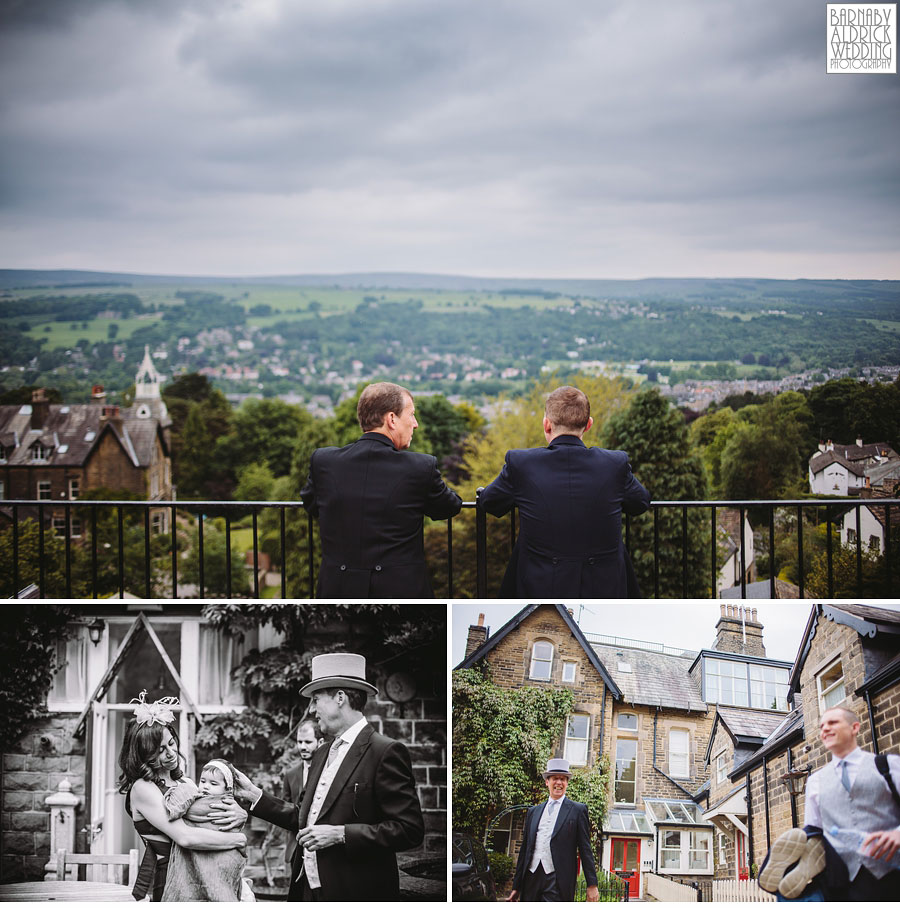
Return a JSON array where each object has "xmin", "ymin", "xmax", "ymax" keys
[
  {"xmin": 508, "ymin": 759, "xmax": 598, "ymax": 902},
  {"xmin": 301, "ymin": 381, "xmax": 461, "ymax": 597},
  {"xmin": 282, "ymin": 718, "xmax": 323, "ymax": 873},
  {"xmin": 233, "ymin": 653, "xmax": 425, "ymax": 901},
  {"xmin": 480, "ymin": 385, "xmax": 650, "ymax": 597}
]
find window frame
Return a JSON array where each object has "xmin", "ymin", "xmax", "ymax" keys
[
  {"xmin": 614, "ymin": 736, "xmax": 638, "ymax": 805},
  {"xmin": 716, "ymin": 751, "xmax": 728, "ymax": 784},
  {"xmin": 529, "ymin": 640, "xmax": 553, "ymax": 681},
  {"xmin": 38, "ymin": 480, "xmax": 52, "ymax": 500},
  {"xmin": 564, "ymin": 713, "xmax": 590, "ymax": 767},
  {"xmin": 561, "ymin": 660, "xmax": 577, "ymax": 683},
  {"xmin": 704, "ymin": 656, "xmax": 788, "ymax": 711},
  {"xmin": 668, "ymin": 728, "xmax": 690, "ymax": 779},
  {"xmin": 816, "ymin": 656, "xmax": 846, "ymax": 713},
  {"xmin": 658, "ymin": 827, "xmax": 713, "ymax": 875}
]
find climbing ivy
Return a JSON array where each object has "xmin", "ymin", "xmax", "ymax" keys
[
  {"xmin": 0, "ymin": 605, "xmax": 76, "ymax": 750},
  {"xmin": 453, "ymin": 666, "xmax": 584, "ymax": 836}
]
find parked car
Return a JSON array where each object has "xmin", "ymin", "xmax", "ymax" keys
[{"xmin": 452, "ymin": 831, "xmax": 497, "ymax": 901}]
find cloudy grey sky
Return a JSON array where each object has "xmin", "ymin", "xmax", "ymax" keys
[
  {"xmin": 450, "ymin": 601, "xmax": 900, "ymax": 666},
  {"xmin": 1, "ymin": 0, "xmax": 898, "ymax": 279}
]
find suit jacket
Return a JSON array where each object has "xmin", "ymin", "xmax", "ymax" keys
[
  {"xmin": 252, "ymin": 724, "xmax": 425, "ymax": 901},
  {"xmin": 512, "ymin": 797, "xmax": 598, "ymax": 902},
  {"xmin": 282, "ymin": 760, "xmax": 310, "ymax": 867},
  {"xmin": 301, "ymin": 432, "xmax": 462, "ymax": 597},
  {"xmin": 480, "ymin": 435, "xmax": 650, "ymax": 597}
]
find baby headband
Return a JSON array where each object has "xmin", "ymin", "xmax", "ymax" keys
[
  {"xmin": 205, "ymin": 760, "xmax": 234, "ymax": 791},
  {"xmin": 131, "ymin": 690, "xmax": 179, "ymax": 728}
]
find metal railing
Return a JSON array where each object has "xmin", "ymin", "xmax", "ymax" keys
[{"xmin": 2, "ymin": 496, "xmax": 897, "ymax": 599}]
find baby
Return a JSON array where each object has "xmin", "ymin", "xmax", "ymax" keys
[{"xmin": 162, "ymin": 760, "xmax": 249, "ymax": 901}]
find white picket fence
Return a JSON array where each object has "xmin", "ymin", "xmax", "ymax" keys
[
  {"xmin": 712, "ymin": 879, "xmax": 777, "ymax": 902},
  {"xmin": 644, "ymin": 872, "xmax": 698, "ymax": 902}
]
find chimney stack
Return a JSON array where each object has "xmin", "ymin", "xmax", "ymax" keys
[
  {"xmin": 91, "ymin": 385, "xmax": 106, "ymax": 403},
  {"xmin": 714, "ymin": 604, "xmax": 766, "ymax": 657},
  {"xmin": 465, "ymin": 613, "xmax": 488, "ymax": 660},
  {"xmin": 30, "ymin": 388, "xmax": 49, "ymax": 430}
]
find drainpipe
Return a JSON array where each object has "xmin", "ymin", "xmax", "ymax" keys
[
  {"xmin": 864, "ymin": 691, "xmax": 880, "ymax": 755},
  {"xmin": 600, "ymin": 688, "xmax": 607, "ymax": 757},
  {"xmin": 786, "ymin": 748, "xmax": 798, "ymax": 827},
  {"xmin": 652, "ymin": 707, "xmax": 695, "ymax": 797},
  {"xmin": 762, "ymin": 755, "xmax": 771, "ymax": 852},
  {"xmin": 745, "ymin": 775, "xmax": 754, "ymax": 878}
]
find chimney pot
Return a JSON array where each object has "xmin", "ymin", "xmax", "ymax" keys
[{"xmin": 477, "ymin": 613, "xmax": 485, "ymax": 627}]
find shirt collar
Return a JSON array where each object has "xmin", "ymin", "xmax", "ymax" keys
[
  {"xmin": 548, "ymin": 434, "xmax": 586, "ymax": 448},
  {"xmin": 830, "ymin": 746, "xmax": 863, "ymax": 767},
  {"xmin": 338, "ymin": 716, "xmax": 369, "ymax": 748}
]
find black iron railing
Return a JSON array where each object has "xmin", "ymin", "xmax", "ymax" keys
[{"xmin": 2, "ymin": 497, "xmax": 897, "ymax": 599}]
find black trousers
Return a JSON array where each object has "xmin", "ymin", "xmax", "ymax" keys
[
  {"xmin": 839, "ymin": 867, "xmax": 900, "ymax": 902},
  {"xmin": 522, "ymin": 864, "xmax": 562, "ymax": 902},
  {"xmin": 299, "ymin": 876, "xmax": 324, "ymax": 901}
]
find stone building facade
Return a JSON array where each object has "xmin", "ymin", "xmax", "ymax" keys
[
  {"xmin": 458, "ymin": 603, "xmax": 794, "ymax": 898},
  {"xmin": 731, "ymin": 603, "xmax": 900, "ymax": 875},
  {"xmin": 0, "ymin": 349, "xmax": 173, "ymax": 539}
]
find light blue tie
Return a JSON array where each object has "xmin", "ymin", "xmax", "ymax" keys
[{"xmin": 839, "ymin": 760, "xmax": 851, "ymax": 793}]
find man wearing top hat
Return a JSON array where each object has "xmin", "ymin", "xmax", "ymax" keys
[
  {"xmin": 232, "ymin": 653, "xmax": 425, "ymax": 901},
  {"xmin": 508, "ymin": 758, "xmax": 599, "ymax": 902}
]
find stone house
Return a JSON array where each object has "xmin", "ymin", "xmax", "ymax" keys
[
  {"xmin": 1, "ymin": 605, "xmax": 446, "ymax": 891},
  {"xmin": 729, "ymin": 603, "xmax": 900, "ymax": 875},
  {"xmin": 458, "ymin": 603, "xmax": 793, "ymax": 899},
  {"xmin": 808, "ymin": 439, "xmax": 899, "ymax": 496},
  {"xmin": 0, "ymin": 348, "xmax": 173, "ymax": 537}
]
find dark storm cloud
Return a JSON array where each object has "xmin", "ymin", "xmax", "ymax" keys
[{"xmin": 0, "ymin": 0, "xmax": 897, "ymax": 276}]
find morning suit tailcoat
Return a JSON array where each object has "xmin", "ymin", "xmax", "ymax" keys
[
  {"xmin": 512, "ymin": 798, "xmax": 598, "ymax": 902},
  {"xmin": 480, "ymin": 435, "xmax": 650, "ymax": 598},
  {"xmin": 251, "ymin": 724, "xmax": 424, "ymax": 902},
  {"xmin": 301, "ymin": 432, "xmax": 461, "ymax": 597},
  {"xmin": 282, "ymin": 760, "xmax": 310, "ymax": 867}
]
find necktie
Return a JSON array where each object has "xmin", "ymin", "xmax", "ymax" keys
[
  {"xmin": 548, "ymin": 799, "xmax": 559, "ymax": 818},
  {"xmin": 839, "ymin": 759, "xmax": 851, "ymax": 792},
  {"xmin": 327, "ymin": 737, "xmax": 344, "ymax": 767}
]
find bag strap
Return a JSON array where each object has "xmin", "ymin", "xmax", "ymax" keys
[{"xmin": 875, "ymin": 753, "xmax": 900, "ymax": 807}]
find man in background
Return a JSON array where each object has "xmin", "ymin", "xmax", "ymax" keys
[{"xmin": 283, "ymin": 718, "xmax": 323, "ymax": 875}]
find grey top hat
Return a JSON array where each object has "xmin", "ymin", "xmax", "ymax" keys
[
  {"xmin": 542, "ymin": 758, "xmax": 572, "ymax": 778},
  {"xmin": 300, "ymin": 652, "xmax": 378, "ymax": 698}
]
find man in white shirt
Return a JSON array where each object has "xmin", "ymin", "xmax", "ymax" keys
[
  {"xmin": 507, "ymin": 758, "xmax": 599, "ymax": 902},
  {"xmin": 803, "ymin": 705, "xmax": 900, "ymax": 900},
  {"xmin": 282, "ymin": 719, "xmax": 323, "ymax": 873},
  {"xmin": 232, "ymin": 653, "xmax": 424, "ymax": 901}
]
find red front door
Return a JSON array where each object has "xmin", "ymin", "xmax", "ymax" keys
[
  {"xmin": 610, "ymin": 837, "xmax": 641, "ymax": 899},
  {"xmin": 736, "ymin": 830, "xmax": 749, "ymax": 880}
]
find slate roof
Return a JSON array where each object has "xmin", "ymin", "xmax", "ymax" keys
[
  {"xmin": 809, "ymin": 450, "xmax": 865, "ymax": 478},
  {"xmin": 729, "ymin": 703, "xmax": 806, "ymax": 778},
  {"xmin": 589, "ymin": 641, "xmax": 707, "ymax": 712},
  {"xmin": 0, "ymin": 402, "xmax": 167, "ymax": 469},
  {"xmin": 715, "ymin": 706, "xmax": 788, "ymax": 741}
]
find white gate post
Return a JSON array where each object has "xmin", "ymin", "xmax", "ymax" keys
[{"xmin": 43, "ymin": 778, "xmax": 81, "ymax": 880}]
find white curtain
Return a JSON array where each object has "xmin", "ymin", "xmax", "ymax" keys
[{"xmin": 199, "ymin": 627, "xmax": 247, "ymax": 706}]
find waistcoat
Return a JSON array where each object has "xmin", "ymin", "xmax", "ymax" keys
[{"xmin": 818, "ymin": 753, "xmax": 900, "ymax": 880}]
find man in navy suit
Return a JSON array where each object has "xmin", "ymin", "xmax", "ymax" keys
[
  {"xmin": 301, "ymin": 382, "xmax": 461, "ymax": 598},
  {"xmin": 480, "ymin": 385, "xmax": 650, "ymax": 597},
  {"xmin": 508, "ymin": 759, "xmax": 598, "ymax": 902}
]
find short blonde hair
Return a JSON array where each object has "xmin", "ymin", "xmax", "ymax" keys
[{"xmin": 545, "ymin": 386, "xmax": 590, "ymax": 433}]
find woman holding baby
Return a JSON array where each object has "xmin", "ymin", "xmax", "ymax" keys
[{"xmin": 117, "ymin": 691, "xmax": 250, "ymax": 901}]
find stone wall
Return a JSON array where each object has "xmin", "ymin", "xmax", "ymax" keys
[
  {"xmin": 1, "ymin": 714, "xmax": 87, "ymax": 884},
  {"xmin": 485, "ymin": 605, "xmax": 610, "ymax": 770},
  {"xmin": 744, "ymin": 743, "xmax": 805, "ymax": 872},
  {"xmin": 872, "ymin": 683, "xmax": 900, "ymax": 753}
]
